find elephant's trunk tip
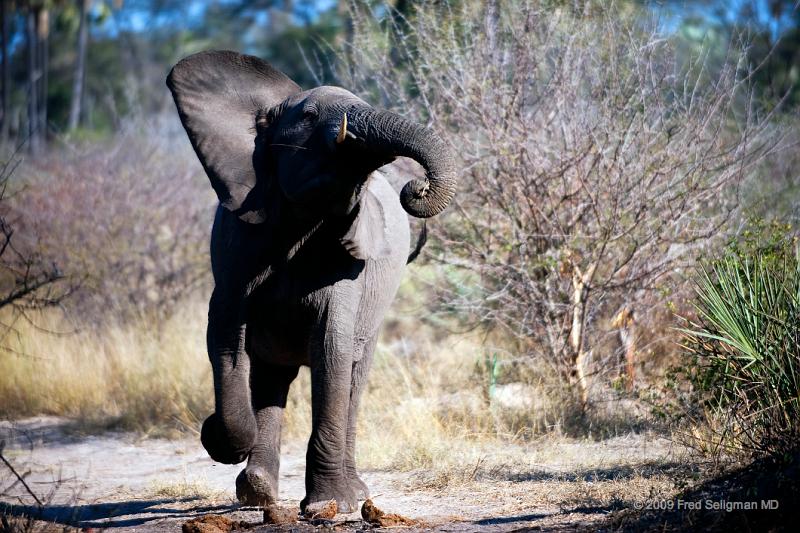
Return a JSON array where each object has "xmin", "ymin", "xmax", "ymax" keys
[{"xmin": 399, "ymin": 143, "xmax": 457, "ymax": 219}]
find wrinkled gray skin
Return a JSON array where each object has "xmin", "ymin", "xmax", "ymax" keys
[{"xmin": 167, "ymin": 51, "xmax": 456, "ymax": 514}]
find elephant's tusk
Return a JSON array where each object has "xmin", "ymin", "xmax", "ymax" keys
[{"xmin": 336, "ymin": 113, "xmax": 348, "ymax": 144}]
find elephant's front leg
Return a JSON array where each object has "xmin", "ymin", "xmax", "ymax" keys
[
  {"xmin": 201, "ymin": 290, "xmax": 256, "ymax": 465},
  {"xmin": 301, "ymin": 316, "xmax": 358, "ymax": 514},
  {"xmin": 343, "ymin": 336, "xmax": 377, "ymax": 501},
  {"xmin": 236, "ymin": 362, "xmax": 299, "ymax": 506}
]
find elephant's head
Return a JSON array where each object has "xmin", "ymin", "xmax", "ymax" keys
[{"xmin": 167, "ymin": 50, "xmax": 457, "ymax": 226}]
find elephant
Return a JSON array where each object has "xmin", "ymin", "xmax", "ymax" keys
[{"xmin": 166, "ymin": 50, "xmax": 456, "ymax": 514}]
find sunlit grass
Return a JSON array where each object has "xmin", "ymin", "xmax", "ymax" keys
[
  {"xmin": 147, "ymin": 478, "xmax": 224, "ymax": 500},
  {"xmin": 0, "ymin": 303, "xmax": 211, "ymax": 436},
  {"xmin": 1, "ymin": 294, "xmax": 623, "ymax": 473}
]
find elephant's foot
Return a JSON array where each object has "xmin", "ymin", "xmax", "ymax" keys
[
  {"xmin": 200, "ymin": 413, "xmax": 253, "ymax": 465},
  {"xmin": 236, "ymin": 466, "xmax": 277, "ymax": 506},
  {"xmin": 301, "ymin": 477, "xmax": 357, "ymax": 514},
  {"xmin": 346, "ymin": 471, "xmax": 369, "ymax": 501}
]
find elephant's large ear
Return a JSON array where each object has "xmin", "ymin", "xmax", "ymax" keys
[
  {"xmin": 341, "ymin": 187, "xmax": 392, "ymax": 261},
  {"xmin": 167, "ymin": 50, "xmax": 301, "ymax": 223}
]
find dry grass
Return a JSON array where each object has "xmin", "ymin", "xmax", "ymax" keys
[
  {"xmin": 0, "ymin": 277, "xmax": 659, "ymax": 474},
  {"xmin": 146, "ymin": 478, "xmax": 224, "ymax": 500},
  {"xmin": 0, "ymin": 287, "xmax": 704, "ymax": 531},
  {"xmin": 0, "ymin": 303, "xmax": 211, "ymax": 436}
]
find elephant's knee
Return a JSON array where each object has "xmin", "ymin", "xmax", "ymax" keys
[{"xmin": 201, "ymin": 412, "xmax": 255, "ymax": 464}]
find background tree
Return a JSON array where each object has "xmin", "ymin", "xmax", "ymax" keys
[
  {"xmin": 36, "ymin": 4, "xmax": 47, "ymax": 147},
  {"xmin": 26, "ymin": 1, "xmax": 39, "ymax": 153},
  {"xmin": 343, "ymin": 0, "xmax": 783, "ymax": 405},
  {"xmin": 0, "ymin": 1, "xmax": 10, "ymax": 144},
  {"xmin": 67, "ymin": 0, "xmax": 88, "ymax": 130}
]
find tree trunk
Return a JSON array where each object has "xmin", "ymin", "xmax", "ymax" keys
[
  {"xmin": 612, "ymin": 307, "xmax": 637, "ymax": 392},
  {"xmin": 1, "ymin": 0, "xmax": 9, "ymax": 144},
  {"xmin": 27, "ymin": 3, "xmax": 39, "ymax": 154},
  {"xmin": 484, "ymin": 0, "xmax": 498, "ymax": 62},
  {"xmin": 569, "ymin": 261, "xmax": 596, "ymax": 408},
  {"xmin": 37, "ymin": 6, "xmax": 47, "ymax": 148},
  {"xmin": 387, "ymin": 0, "xmax": 412, "ymax": 67},
  {"xmin": 337, "ymin": 0, "xmax": 353, "ymax": 55},
  {"xmin": 68, "ymin": 0, "xmax": 89, "ymax": 131}
]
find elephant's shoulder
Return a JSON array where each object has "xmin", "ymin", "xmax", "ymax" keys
[
  {"xmin": 340, "ymin": 171, "xmax": 409, "ymax": 263},
  {"xmin": 367, "ymin": 171, "xmax": 399, "ymax": 201},
  {"xmin": 374, "ymin": 160, "xmax": 423, "ymax": 195},
  {"xmin": 367, "ymin": 172, "xmax": 407, "ymax": 228}
]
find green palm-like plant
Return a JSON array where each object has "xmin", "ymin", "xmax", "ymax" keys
[{"xmin": 682, "ymin": 230, "xmax": 800, "ymax": 456}]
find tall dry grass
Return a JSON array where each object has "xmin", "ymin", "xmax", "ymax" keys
[
  {"xmin": 0, "ymin": 274, "xmax": 608, "ymax": 473},
  {"xmin": 0, "ymin": 302, "xmax": 211, "ymax": 435}
]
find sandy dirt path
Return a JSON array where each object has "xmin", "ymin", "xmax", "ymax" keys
[{"xmin": 0, "ymin": 417, "xmax": 692, "ymax": 531}]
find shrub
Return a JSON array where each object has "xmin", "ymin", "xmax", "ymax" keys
[
  {"xmin": 0, "ymin": 156, "xmax": 70, "ymax": 333},
  {"xmin": 681, "ymin": 221, "xmax": 800, "ymax": 457},
  {"xmin": 8, "ymin": 117, "xmax": 215, "ymax": 324},
  {"xmin": 343, "ymin": 0, "xmax": 778, "ymax": 403}
]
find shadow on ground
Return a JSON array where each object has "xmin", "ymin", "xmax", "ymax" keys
[
  {"xmin": 0, "ymin": 498, "xmax": 237, "ymax": 528},
  {"xmin": 607, "ymin": 451, "xmax": 800, "ymax": 532},
  {"xmin": 0, "ymin": 418, "xmax": 87, "ymax": 451},
  {"xmin": 487, "ymin": 460, "xmax": 700, "ymax": 484}
]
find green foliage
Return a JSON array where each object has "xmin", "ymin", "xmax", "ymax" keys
[
  {"xmin": 478, "ymin": 352, "xmax": 498, "ymax": 401},
  {"xmin": 681, "ymin": 220, "xmax": 800, "ymax": 456}
]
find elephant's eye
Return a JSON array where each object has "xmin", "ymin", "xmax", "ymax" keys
[
  {"xmin": 256, "ymin": 105, "xmax": 281, "ymax": 134},
  {"xmin": 255, "ymin": 112, "xmax": 270, "ymax": 134},
  {"xmin": 302, "ymin": 107, "xmax": 318, "ymax": 120}
]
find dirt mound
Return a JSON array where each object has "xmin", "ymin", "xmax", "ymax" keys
[
  {"xmin": 182, "ymin": 515, "xmax": 251, "ymax": 533},
  {"xmin": 303, "ymin": 499, "xmax": 338, "ymax": 520},
  {"xmin": 263, "ymin": 504, "xmax": 298, "ymax": 525},
  {"xmin": 361, "ymin": 499, "xmax": 418, "ymax": 527}
]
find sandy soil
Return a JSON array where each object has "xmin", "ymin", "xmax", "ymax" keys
[{"xmin": 0, "ymin": 417, "xmax": 696, "ymax": 532}]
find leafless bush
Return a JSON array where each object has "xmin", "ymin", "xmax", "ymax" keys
[
  {"xmin": 0, "ymin": 157, "xmax": 69, "ymax": 336},
  {"xmin": 344, "ymin": 0, "xmax": 780, "ymax": 404},
  {"xmin": 742, "ymin": 115, "xmax": 800, "ymax": 226},
  {"xmin": 9, "ymin": 116, "xmax": 215, "ymax": 324}
]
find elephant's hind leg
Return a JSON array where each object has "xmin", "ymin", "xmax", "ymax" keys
[{"xmin": 236, "ymin": 362, "xmax": 299, "ymax": 506}]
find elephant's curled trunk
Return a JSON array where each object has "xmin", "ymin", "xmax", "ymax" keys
[{"xmin": 347, "ymin": 108, "xmax": 457, "ymax": 218}]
